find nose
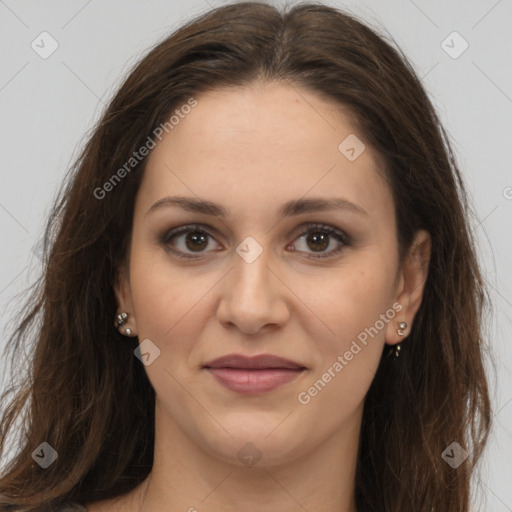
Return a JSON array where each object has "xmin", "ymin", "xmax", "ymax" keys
[{"xmin": 215, "ymin": 245, "xmax": 290, "ymax": 335}]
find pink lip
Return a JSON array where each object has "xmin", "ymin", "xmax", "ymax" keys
[
  {"xmin": 203, "ymin": 354, "xmax": 307, "ymax": 394},
  {"xmin": 206, "ymin": 368, "xmax": 305, "ymax": 394}
]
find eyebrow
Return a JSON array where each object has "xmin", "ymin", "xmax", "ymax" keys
[{"xmin": 146, "ymin": 195, "xmax": 368, "ymax": 218}]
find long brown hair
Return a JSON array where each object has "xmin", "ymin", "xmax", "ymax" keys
[{"xmin": 0, "ymin": 2, "xmax": 492, "ymax": 511}]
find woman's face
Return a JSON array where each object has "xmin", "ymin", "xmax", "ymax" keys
[{"xmin": 116, "ymin": 82, "xmax": 429, "ymax": 467}]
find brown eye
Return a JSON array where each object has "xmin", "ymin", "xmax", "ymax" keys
[
  {"xmin": 160, "ymin": 225, "xmax": 219, "ymax": 259},
  {"xmin": 184, "ymin": 230, "xmax": 209, "ymax": 252},
  {"xmin": 290, "ymin": 223, "xmax": 350, "ymax": 259},
  {"xmin": 160, "ymin": 222, "xmax": 350, "ymax": 261},
  {"xmin": 305, "ymin": 231, "xmax": 330, "ymax": 252}
]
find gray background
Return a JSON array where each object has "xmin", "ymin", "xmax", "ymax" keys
[{"xmin": 0, "ymin": 0, "xmax": 511, "ymax": 509}]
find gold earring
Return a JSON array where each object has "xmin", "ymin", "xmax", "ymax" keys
[
  {"xmin": 397, "ymin": 321, "xmax": 407, "ymax": 336},
  {"xmin": 387, "ymin": 343, "xmax": 402, "ymax": 358}
]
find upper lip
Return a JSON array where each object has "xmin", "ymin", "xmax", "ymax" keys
[{"xmin": 203, "ymin": 354, "xmax": 306, "ymax": 370}]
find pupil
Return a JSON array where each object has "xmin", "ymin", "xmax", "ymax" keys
[
  {"xmin": 308, "ymin": 232, "xmax": 328, "ymax": 251},
  {"xmin": 186, "ymin": 231, "xmax": 208, "ymax": 251}
]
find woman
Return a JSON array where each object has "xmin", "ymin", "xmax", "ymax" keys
[{"xmin": 0, "ymin": 2, "xmax": 491, "ymax": 511}]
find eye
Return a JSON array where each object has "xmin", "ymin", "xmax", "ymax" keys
[
  {"xmin": 159, "ymin": 222, "xmax": 350, "ymax": 260},
  {"xmin": 288, "ymin": 223, "xmax": 350, "ymax": 259},
  {"xmin": 159, "ymin": 224, "xmax": 220, "ymax": 259}
]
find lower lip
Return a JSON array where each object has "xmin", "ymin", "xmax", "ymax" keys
[{"xmin": 206, "ymin": 367, "xmax": 305, "ymax": 394}]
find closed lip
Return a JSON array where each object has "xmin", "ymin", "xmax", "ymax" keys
[{"xmin": 203, "ymin": 353, "xmax": 307, "ymax": 370}]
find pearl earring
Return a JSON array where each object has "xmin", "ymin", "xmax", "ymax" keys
[
  {"xmin": 115, "ymin": 312, "xmax": 136, "ymax": 337},
  {"xmin": 115, "ymin": 312, "xmax": 128, "ymax": 327}
]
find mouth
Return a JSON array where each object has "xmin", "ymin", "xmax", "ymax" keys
[{"xmin": 203, "ymin": 354, "xmax": 307, "ymax": 395}]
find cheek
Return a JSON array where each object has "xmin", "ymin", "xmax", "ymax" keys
[
  {"xmin": 296, "ymin": 266, "xmax": 393, "ymax": 430},
  {"xmin": 128, "ymin": 229, "xmax": 205, "ymax": 317},
  {"xmin": 315, "ymin": 257, "xmax": 396, "ymax": 350},
  {"xmin": 128, "ymin": 251, "xmax": 211, "ymax": 401},
  {"xmin": 128, "ymin": 245, "xmax": 202, "ymax": 348}
]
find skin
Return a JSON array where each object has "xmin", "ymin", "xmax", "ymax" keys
[{"xmin": 87, "ymin": 81, "xmax": 430, "ymax": 512}]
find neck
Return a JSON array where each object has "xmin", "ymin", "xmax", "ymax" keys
[{"xmin": 138, "ymin": 400, "xmax": 361, "ymax": 512}]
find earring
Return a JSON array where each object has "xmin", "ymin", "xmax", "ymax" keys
[
  {"xmin": 115, "ymin": 312, "xmax": 136, "ymax": 337},
  {"xmin": 115, "ymin": 312, "xmax": 128, "ymax": 327},
  {"xmin": 397, "ymin": 321, "xmax": 407, "ymax": 336},
  {"xmin": 387, "ymin": 343, "xmax": 402, "ymax": 358},
  {"xmin": 388, "ymin": 321, "xmax": 407, "ymax": 358}
]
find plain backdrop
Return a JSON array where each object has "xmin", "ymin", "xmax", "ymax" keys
[{"xmin": 0, "ymin": 0, "xmax": 511, "ymax": 510}]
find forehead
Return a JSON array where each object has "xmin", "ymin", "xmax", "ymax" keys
[{"xmin": 138, "ymin": 82, "xmax": 393, "ymax": 222}]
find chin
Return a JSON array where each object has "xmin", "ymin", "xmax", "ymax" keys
[{"xmin": 198, "ymin": 418, "xmax": 312, "ymax": 468}]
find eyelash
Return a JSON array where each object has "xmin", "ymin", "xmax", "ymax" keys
[{"xmin": 159, "ymin": 223, "xmax": 351, "ymax": 260}]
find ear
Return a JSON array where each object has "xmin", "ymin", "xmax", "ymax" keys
[
  {"xmin": 114, "ymin": 262, "xmax": 138, "ymax": 335},
  {"xmin": 385, "ymin": 229, "xmax": 431, "ymax": 345}
]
